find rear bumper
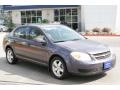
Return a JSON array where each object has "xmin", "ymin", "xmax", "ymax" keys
[{"xmin": 68, "ymin": 54, "xmax": 116, "ymax": 76}]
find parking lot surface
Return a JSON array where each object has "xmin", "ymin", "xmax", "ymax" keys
[{"xmin": 0, "ymin": 32, "xmax": 120, "ymax": 85}]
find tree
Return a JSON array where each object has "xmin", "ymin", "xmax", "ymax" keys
[{"xmin": 4, "ymin": 11, "xmax": 16, "ymax": 32}]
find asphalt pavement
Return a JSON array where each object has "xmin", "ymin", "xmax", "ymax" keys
[{"xmin": 0, "ymin": 32, "xmax": 120, "ymax": 85}]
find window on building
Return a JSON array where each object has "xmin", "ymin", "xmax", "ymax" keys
[
  {"xmin": 72, "ymin": 9, "xmax": 77, "ymax": 15},
  {"xmin": 26, "ymin": 11, "xmax": 31, "ymax": 17},
  {"xmin": 66, "ymin": 9, "xmax": 71, "ymax": 15},
  {"xmin": 21, "ymin": 18, "xmax": 26, "ymax": 23},
  {"xmin": 31, "ymin": 11, "xmax": 36, "ymax": 16},
  {"xmin": 37, "ymin": 10, "xmax": 42, "ymax": 16},
  {"xmin": 54, "ymin": 9, "xmax": 59, "ymax": 16},
  {"xmin": 32, "ymin": 17, "xmax": 36, "ymax": 23},
  {"xmin": 54, "ymin": 17, "xmax": 59, "ymax": 21},
  {"xmin": 21, "ymin": 10, "xmax": 42, "ymax": 24},
  {"xmin": 60, "ymin": 9, "xmax": 65, "ymax": 15},
  {"xmin": 54, "ymin": 8, "xmax": 78, "ymax": 30},
  {"xmin": 37, "ymin": 17, "xmax": 42, "ymax": 23},
  {"xmin": 21, "ymin": 11, "xmax": 26, "ymax": 17}
]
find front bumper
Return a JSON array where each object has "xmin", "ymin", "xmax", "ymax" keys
[{"xmin": 68, "ymin": 54, "xmax": 116, "ymax": 76}]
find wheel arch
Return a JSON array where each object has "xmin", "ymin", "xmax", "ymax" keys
[
  {"xmin": 49, "ymin": 54, "xmax": 64, "ymax": 64},
  {"xmin": 5, "ymin": 45, "xmax": 13, "ymax": 52}
]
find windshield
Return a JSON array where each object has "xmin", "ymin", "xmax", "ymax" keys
[{"xmin": 41, "ymin": 25, "xmax": 85, "ymax": 43}]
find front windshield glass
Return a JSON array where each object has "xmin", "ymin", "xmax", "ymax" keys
[{"xmin": 41, "ymin": 25, "xmax": 85, "ymax": 43}]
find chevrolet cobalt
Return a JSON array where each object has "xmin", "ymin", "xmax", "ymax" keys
[{"xmin": 3, "ymin": 24, "xmax": 116, "ymax": 79}]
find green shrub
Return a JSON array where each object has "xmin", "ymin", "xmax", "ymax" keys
[
  {"xmin": 42, "ymin": 19, "xmax": 49, "ymax": 24},
  {"xmin": 6, "ymin": 20, "xmax": 16, "ymax": 32}
]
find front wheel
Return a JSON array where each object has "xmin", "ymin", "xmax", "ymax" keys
[
  {"xmin": 50, "ymin": 57, "xmax": 68, "ymax": 79},
  {"xmin": 6, "ymin": 48, "xmax": 17, "ymax": 64}
]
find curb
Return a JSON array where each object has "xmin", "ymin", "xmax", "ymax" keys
[{"xmin": 83, "ymin": 34, "xmax": 120, "ymax": 37}]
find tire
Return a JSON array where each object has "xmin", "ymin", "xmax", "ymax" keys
[
  {"xmin": 6, "ymin": 48, "xmax": 17, "ymax": 64},
  {"xmin": 50, "ymin": 57, "xmax": 68, "ymax": 79}
]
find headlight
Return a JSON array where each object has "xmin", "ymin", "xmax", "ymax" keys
[{"xmin": 70, "ymin": 52, "xmax": 91, "ymax": 61}]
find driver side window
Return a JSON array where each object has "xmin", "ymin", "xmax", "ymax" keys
[{"xmin": 29, "ymin": 27, "xmax": 45, "ymax": 42}]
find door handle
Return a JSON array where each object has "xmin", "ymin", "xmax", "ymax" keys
[
  {"xmin": 21, "ymin": 42, "xmax": 29, "ymax": 45},
  {"xmin": 10, "ymin": 39, "xmax": 15, "ymax": 43}
]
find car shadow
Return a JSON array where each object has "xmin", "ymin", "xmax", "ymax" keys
[{"xmin": 0, "ymin": 57, "xmax": 106, "ymax": 85}]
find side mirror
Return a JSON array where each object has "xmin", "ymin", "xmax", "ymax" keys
[{"xmin": 40, "ymin": 39, "xmax": 47, "ymax": 46}]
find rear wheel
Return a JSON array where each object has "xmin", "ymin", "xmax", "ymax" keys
[
  {"xmin": 50, "ymin": 57, "xmax": 68, "ymax": 79},
  {"xmin": 6, "ymin": 48, "xmax": 17, "ymax": 64}
]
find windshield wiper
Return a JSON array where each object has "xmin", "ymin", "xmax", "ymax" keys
[
  {"xmin": 54, "ymin": 39, "xmax": 80, "ymax": 43},
  {"xmin": 71, "ymin": 39, "xmax": 81, "ymax": 41},
  {"xmin": 54, "ymin": 40, "xmax": 66, "ymax": 43}
]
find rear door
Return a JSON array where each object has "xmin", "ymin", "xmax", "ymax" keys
[{"xmin": 13, "ymin": 26, "xmax": 31, "ymax": 58}]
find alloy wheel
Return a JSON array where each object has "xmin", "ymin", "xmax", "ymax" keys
[
  {"xmin": 52, "ymin": 60, "xmax": 64, "ymax": 77},
  {"xmin": 7, "ymin": 49, "xmax": 14, "ymax": 63}
]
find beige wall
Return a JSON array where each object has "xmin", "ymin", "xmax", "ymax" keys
[
  {"xmin": 42, "ymin": 9, "xmax": 54, "ymax": 22},
  {"xmin": 12, "ymin": 11, "xmax": 21, "ymax": 25}
]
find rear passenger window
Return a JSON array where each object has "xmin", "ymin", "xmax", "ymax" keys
[{"xmin": 14, "ymin": 27, "xmax": 30, "ymax": 39}]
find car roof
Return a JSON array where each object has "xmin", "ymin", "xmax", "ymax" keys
[
  {"xmin": 24, "ymin": 23, "xmax": 62, "ymax": 28},
  {"xmin": 14, "ymin": 23, "xmax": 65, "ymax": 32}
]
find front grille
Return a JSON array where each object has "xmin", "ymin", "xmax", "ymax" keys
[{"xmin": 92, "ymin": 51, "xmax": 111, "ymax": 60}]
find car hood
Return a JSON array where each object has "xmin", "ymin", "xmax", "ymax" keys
[{"xmin": 56, "ymin": 40, "xmax": 110, "ymax": 54}]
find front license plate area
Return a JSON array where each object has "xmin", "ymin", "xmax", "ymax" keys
[{"xmin": 103, "ymin": 61, "xmax": 112, "ymax": 70}]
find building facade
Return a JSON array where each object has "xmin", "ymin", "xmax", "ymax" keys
[{"xmin": 2, "ymin": 5, "xmax": 117, "ymax": 32}]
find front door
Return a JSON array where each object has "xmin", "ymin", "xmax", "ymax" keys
[{"xmin": 26, "ymin": 26, "xmax": 49, "ymax": 63}]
